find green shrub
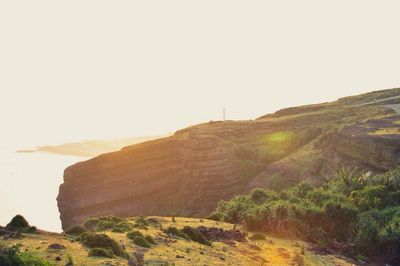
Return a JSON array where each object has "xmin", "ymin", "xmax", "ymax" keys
[
  {"xmin": 78, "ymin": 232, "xmax": 126, "ymax": 257},
  {"xmin": 5, "ymin": 215, "xmax": 38, "ymax": 234},
  {"xmin": 288, "ymin": 181, "xmax": 314, "ymax": 198},
  {"xmin": 145, "ymin": 235, "xmax": 156, "ymax": 245},
  {"xmin": 127, "ymin": 230, "xmax": 144, "ymax": 239},
  {"xmin": 6, "ymin": 215, "xmax": 29, "ymax": 230},
  {"xmin": 111, "ymin": 222, "xmax": 132, "ymax": 233},
  {"xmin": 145, "ymin": 218, "xmax": 160, "ymax": 226},
  {"xmin": 133, "ymin": 218, "xmax": 149, "ymax": 229},
  {"xmin": 89, "ymin": 247, "xmax": 114, "ymax": 258},
  {"xmin": 83, "ymin": 216, "xmax": 132, "ymax": 233},
  {"xmin": 27, "ymin": 226, "xmax": 38, "ymax": 234},
  {"xmin": 210, "ymin": 167, "xmax": 400, "ymax": 264},
  {"xmin": 323, "ymin": 201, "xmax": 358, "ymax": 241},
  {"xmin": 127, "ymin": 230, "xmax": 154, "ymax": 248},
  {"xmin": 350, "ymin": 185, "xmax": 387, "ymax": 211},
  {"xmin": 0, "ymin": 244, "xmax": 53, "ymax": 266},
  {"xmin": 65, "ymin": 225, "xmax": 87, "ymax": 236},
  {"xmin": 131, "ymin": 237, "xmax": 151, "ymax": 248},
  {"xmin": 164, "ymin": 227, "xmax": 189, "ymax": 240},
  {"xmin": 0, "ymin": 245, "xmax": 21, "ymax": 265},
  {"xmin": 181, "ymin": 226, "xmax": 210, "ymax": 246},
  {"xmin": 250, "ymin": 189, "xmax": 279, "ymax": 205},
  {"xmin": 357, "ymin": 206, "xmax": 400, "ymax": 261},
  {"xmin": 66, "ymin": 253, "xmax": 74, "ymax": 266},
  {"xmin": 209, "ymin": 195, "xmax": 253, "ymax": 223},
  {"xmin": 84, "ymin": 218, "xmax": 99, "ymax": 230},
  {"xmin": 111, "ymin": 227, "xmax": 125, "ymax": 233},
  {"xmin": 97, "ymin": 220, "xmax": 114, "ymax": 230}
]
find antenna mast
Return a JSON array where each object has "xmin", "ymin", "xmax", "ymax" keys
[{"xmin": 223, "ymin": 107, "xmax": 226, "ymax": 121}]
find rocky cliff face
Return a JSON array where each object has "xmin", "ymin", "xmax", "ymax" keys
[{"xmin": 58, "ymin": 88, "xmax": 400, "ymax": 230}]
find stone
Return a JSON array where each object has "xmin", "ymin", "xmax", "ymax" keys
[{"xmin": 48, "ymin": 243, "xmax": 66, "ymax": 250}]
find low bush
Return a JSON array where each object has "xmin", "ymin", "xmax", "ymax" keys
[
  {"xmin": 181, "ymin": 226, "xmax": 211, "ymax": 246},
  {"xmin": 83, "ymin": 218, "xmax": 99, "ymax": 230},
  {"xmin": 111, "ymin": 222, "xmax": 132, "ymax": 233},
  {"xmin": 0, "ymin": 244, "xmax": 53, "ymax": 266},
  {"xmin": 132, "ymin": 237, "xmax": 151, "ymax": 248},
  {"xmin": 65, "ymin": 225, "xmax": 87, "ymax": 236},
  {"xmin": 6, "ymin": 215, "xmax": 29, "ymax": 229},
  {"xmin": 133, "ymin": 218, "xmax": 149, "ymax": 229},
  {"xmin": 5, "ymin": 215, "xmax": 38, "ymax": 234},
  {"xmin": 89, "ymin": 247, "xmax": 114, "ymax": 258},
  {"xmin": 127, "ymin": 230, "xmax": 155, "ymax": 248},
  {"xmin": 146, "ymin": 218, "xmax": 160, "ymax": 226},
  {"xmin": 83, "ymin": 216, "xmax": 132, "ymax": 233},
  {"xmin": 145, "ymin": 235, "xmax": 156, "ymax": 245},
  {"xmin": 210, "ymin": 167, "xmax": 400, "ymax": 264},
  {"xmin": 66, "ymin": 254, "xmax": 74, "ymax": 266},
  {"xmin": 127, "ymin": 230, "xmax": 144, "ymax": 239},
  {"xmin": 164, "ymin": 227, "xmax": 189, "ymax": 240},
  {"xmin": 78, "ymin": 232, "xmax": 126, "ymax": 257}
]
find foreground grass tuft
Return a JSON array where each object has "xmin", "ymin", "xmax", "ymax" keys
[
  {"xmin": 78, "ymin": 232, "xmax": 126, "ymax": 257},
  {"xmin": 164, "ymin": 227, "xmax": 189, "ymax": 240},
  {"xmin": 0, "ymin": 244, "xmax": 53, "ymax": 266},
  {"xmin": 89, "ymin": 247, "xmax": 114, "ymax": 258},
  {"xmin": 181, "ymin": 226, "xmax": 211, "ymax": 246},
  {"xmin": 65, "ymin": 225, "xmax": 88, "ymax": 236},
  {"xmin": 127, "ymin": 230, "xmax": 156, "ymax": 248},
  {"xmin": 83, "ymin": 216, "xmax": 132, "ymax": 233}
]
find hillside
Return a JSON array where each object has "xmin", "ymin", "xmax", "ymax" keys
[
  {"xmin": 0, "ymin": 215, "xmax": 358, "ymax": 266},
  {"xmin": 58, "ymin": 88, "xmax": 400, "ymax": 230}
]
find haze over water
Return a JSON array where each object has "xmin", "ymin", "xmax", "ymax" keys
[{"xmin": 0, "ymin": 143, "xmax": 83, "ymax": 232}]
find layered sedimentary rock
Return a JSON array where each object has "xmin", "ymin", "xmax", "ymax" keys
[{"xmin": 58, "ymin": 88, "xmax": 400, "ymax": 230}]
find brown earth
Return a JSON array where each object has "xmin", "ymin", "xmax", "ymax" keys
[{"xmin": 58, "ymin": 88, "xmax": 400, "ymax": 230}]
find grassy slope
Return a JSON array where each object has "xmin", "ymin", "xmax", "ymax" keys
[{"xmin": 1, "ymin": 217, "xmax": 356, "ymax": 266}]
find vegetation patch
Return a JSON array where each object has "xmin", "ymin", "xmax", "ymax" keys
[
  {"xmin": 6, "ymin": 215, "xmax": 29, "ymax": 228},
  {"xmin": 181, "ymin": 226, "xmax": 211, "ymax": 246},
  {"xmin": 164, "ymin": 227, "xmax": 189, "ymax": 240},
  {"xmin": 89, "ymin": 247, "xmax": 114, "ymax": 258},
  {"xmin": 83, "ymin": 216, "xmax": 132, "ymax": 232},
  {"xmin": 5, "ymin": 215, "xmax": 37, "ymax": 234},
  {"xmin": 127, "ymin": 230, "xmax": 155, "ymax": 248},
  {"xmin": 210, "ymin": 167, "xmax": 400, "ymax": 265},
  {"xmin": 133, "ymin": 217, "xmax": 150, "ymax": 229},
  {"xmin": 78, "ymin": 232, "xmax": 126, "ymax": 257},
  {"xmin": 65, "ymin": 225, "xmax": 88, "ymax": 236},
  {"xmin": 145, "ymin": 218, "xmax": 160, "ymax": 226},
  {"xmin": 145, "ymin": 235, "xmax": 156, "ymax": 245},
  {"xmin": 0, "ymin": 244, "xmax": 53, "ymax": 266}
]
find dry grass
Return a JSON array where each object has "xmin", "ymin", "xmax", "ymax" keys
[
  {"xmin": 0, "ymin": 216, "xmax": 356, "ymax": 266},
  {"xmin": 368, "ymin": 127, "xmax": 400, "ymax": 135}
]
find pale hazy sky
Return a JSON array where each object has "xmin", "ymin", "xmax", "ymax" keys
[{"xmin": 1, "ymin": 1, "xmax": 400, "ymax": 147}]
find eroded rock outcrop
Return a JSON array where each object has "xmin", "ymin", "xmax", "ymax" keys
[{"xmin": 58, "ymin": 88, "xmax": 400, "ymax": 230}]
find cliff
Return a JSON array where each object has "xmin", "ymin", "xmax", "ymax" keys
[{"xmin": 58, "ymin": 88, "xmax": 400, "ymax": 230}]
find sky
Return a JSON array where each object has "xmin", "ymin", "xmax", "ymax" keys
[{"xmin": 1, "ymin": 1, "xmax": 400, "ymax": 148}]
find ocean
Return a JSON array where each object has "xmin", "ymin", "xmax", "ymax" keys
[{"xmin": 0, "ymin": 145, "xmax": 84, "ymax": 232}]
